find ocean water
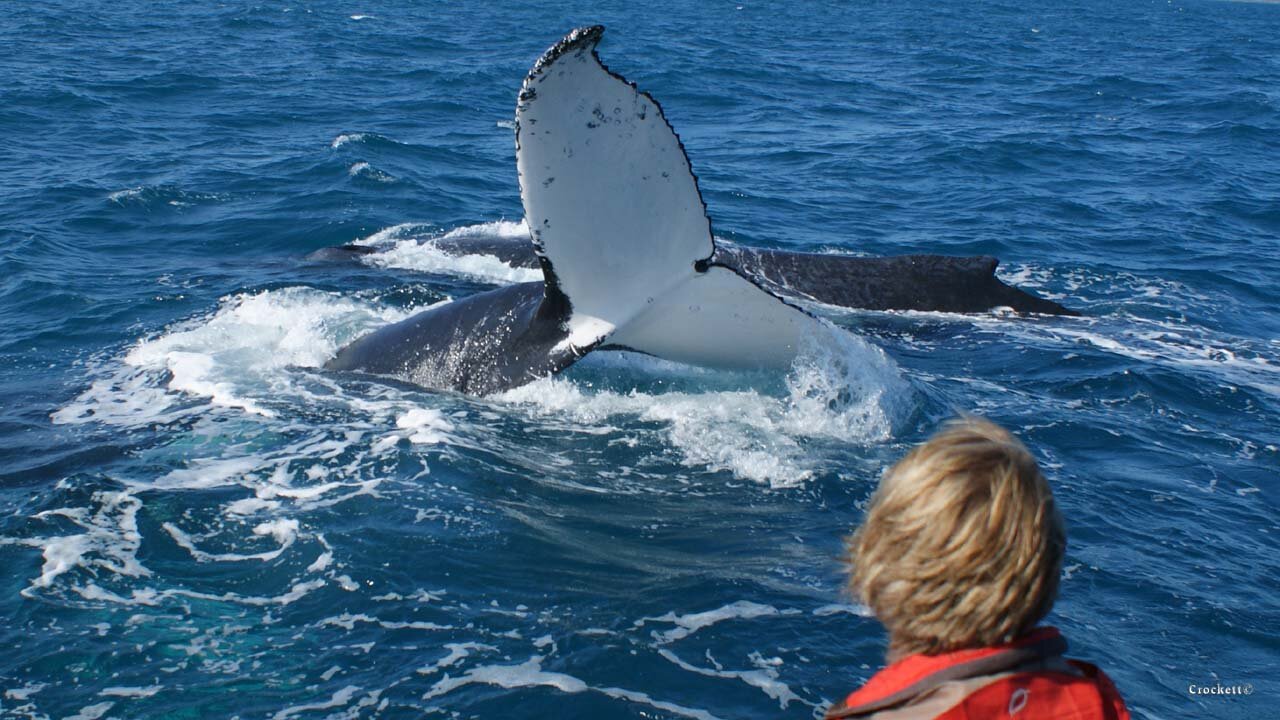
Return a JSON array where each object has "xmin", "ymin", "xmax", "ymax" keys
[{"xmin": 1, "ymin": 0, "xmax": 1277, "ymax": 718}]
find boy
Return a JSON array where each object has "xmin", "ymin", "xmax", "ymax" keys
[{"xmin": 827, "ymin": 417, "xmax": 1129, "ymax": 719}]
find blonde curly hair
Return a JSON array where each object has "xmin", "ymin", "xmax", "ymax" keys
[{"xmin": 848, "ymin": 417, "xmax": 1066, "ymax": 658}]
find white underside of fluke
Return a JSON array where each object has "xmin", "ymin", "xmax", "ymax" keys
[
  {"xmin": 606, "ymin": 266, "xmax": 818, "ymax": 369},
  {"xmin": 516, "ymin": 27, "xmax": 827, "ymax": 370}
]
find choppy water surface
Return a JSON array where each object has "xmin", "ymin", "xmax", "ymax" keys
[{"xmin": 1, "ymin": 1, "xmax": 1277, "ymax": 718}]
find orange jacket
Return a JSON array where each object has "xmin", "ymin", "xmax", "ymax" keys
[{"xmin": 826, "ymin": 628, "xmax": 1130, "ymax": 720}]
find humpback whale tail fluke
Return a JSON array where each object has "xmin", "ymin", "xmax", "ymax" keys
[
  {"xmin": 328, "ymin": 27, "xmax": 1070, "ymax": 395},
  {"xmin": 516, "ymin": 25, "xmax": 827, "ymax": 371},
  {"xmin": 325, "ymin": 26, "xmax": 828, "ymax": 394},
  {"xmin": 314, "ymin": 28, "xmax": 1074, "ymax": 322}
]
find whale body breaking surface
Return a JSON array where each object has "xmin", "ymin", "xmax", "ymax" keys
[{"xmin": 325, "ymin": 26, "xmax": 1072, "ymax": 395}]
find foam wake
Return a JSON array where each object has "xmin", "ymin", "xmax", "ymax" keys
[
  {"xmin": 501, "ymin": 325, "xmax": 910, "ymax": 487},
  {"xmin": 33, "ymin": 284, "xmax": 908, "ymax": 619},
  {"xmin": 350, "ymin": 221, "xmax": 542, "ymax": 284},
  {"xmin": 56, "ymin": 286, "xmax": 909, "ymax": 491}
]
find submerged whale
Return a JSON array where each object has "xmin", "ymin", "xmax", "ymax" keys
[
  {"xmin": 314, "ymin": 237, "xmax": 1073, "ymax": 316},
  {"xmin": 326, "ymin": 26, "xmax": 1068, "ymax": 395}
]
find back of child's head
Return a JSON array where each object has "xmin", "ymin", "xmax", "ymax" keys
[{"xmin": 848, "ymin": 416, "xmax": 1066, "ymax": 657}]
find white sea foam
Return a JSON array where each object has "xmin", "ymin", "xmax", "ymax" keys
[
  {"xmin": 163, "ymin": 518, "xmax": 299, "ymax": 563},
  {"xmin": 22, "ymin": 491, "xmax": 149, "ymax": 593},
  {"xmin": 64, "ymin": 575, "xmax": 327, "ymax": 609},
  {"xmin": 501, "ymin": 328, "xmax": 907, "ymax": 487},
  {"xmin": 273, "ymin": 685, "xmax": 362, "ymax": 720},
  {"xmin": 626, "ymin": 600, "xmax": 829, "ymax": 709},
  {"xmin": 640, "ymin": 601, "xmax": 782, "ymax": 643},
  {"xmin": 319, "ymin": 613, "xmax": 452, "ymax": 632},
  {"xmin": 49, "ymin": 370, "xmax": 188, "ymax": 426},
  {"xmin": 366, "ymin": 240, "xmax": 541, "ymax": 284},
  {"xmin": 306, "ymin": 551, "xmax": 334, "ymax": 573},
  {"xmin": 422, "ymin": 657, "xmax": 724, "ymax": 720},
  {"xmin": 74, "ymin": 583, "xmax": 160, "ymax": 606},
  {"xmin": 38, "ymin": 269, "xmax": 905, "ymax": 615},
  {"xmin": 20, "ymin": 503, "xmax": 332, "ymax": 606},
  {"xmin": 100, "ymin": 685, "xmax": 163, "ymax": 698},
  {"xmin": 657, "ymin": 648, "xmax": 805, "ymax": 709},
  {"xmin": 850, "ymin": 271, "xmax": 1280, "ymax": 399},
  {"xmin": 348, "ymin": 161, "xmax": 394, "ymax": 182},
  {"xmin": 945, "ymin": 309, "xmax": 1280, "ymax": 398},
  {"xmin": 65, "ymin": 702, "xmax": 115, "ymax": 720},
  {"xmin": 55, "ymin": 287, "xmax": 414, "ymax": 427},
  {"xmin": 106, "ymin": 186, "xmax": 226, "ymax": 208},
  {"xmin": 1027, "ymin": 320, "xmax": 1280, "ymax": 397},
  {"xmin": 108, "ymin": 187, "xmax": 145, "ymax": 203},
  {"xmin": 225, "ymin": 497, "xmax": 281, "ymax": 515},
  {"xmin": 152, "ymin": 457, "xmax": 261, "ymax": 491},
  {"xmin": 996, "ymin": 263, "xmax": 1209, "ymax": 308},
  {"xmin": 438, "ymin": 219, "xmax": 530, "ymax": 242},
  {"xmin": 330, "ymin": 132, "xmax": 369, "ymax": 149},
  {"xmin": 5, "ymin": 683, "xmax": 48, "ymax": 701},
  {"xmin": 393, "ymin": 407, "xmax": 455, "ymax": 444},
  {"xmin": 351, "ymin": 219, "xmax": 543, "ymax": 284},
  {"xmin": 422, "ymin": 657, "xmax": 585, "ymax": 699},
  {"xmin": 417, "ymin": 642, "xmax": 498, "ymax": 675},
  {"xmin": 348, "ymin": 221, "xmax": 430, "ymax": 246},
  {"xmin": 812, "ymin": 602, "xmax": 874, "ymax": 617},
  {"xmin": 38, "ymin": 287, "xmax": 430, "ymax": 600}
]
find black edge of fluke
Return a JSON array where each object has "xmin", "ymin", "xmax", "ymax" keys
[
  {"xmin": 515, "ymin": 27, "xmax": 603, "ymax": 329},
  {"xmin": 529, "ymin": 25, "xmax": 605, "ymax": 78},
  {"xmin": 516, "ymin": 25, "xmax": 717, "ymax": 270},
  {"xmin": 514, "ymin": 28, "xmax": 612, "ymax": 331}
]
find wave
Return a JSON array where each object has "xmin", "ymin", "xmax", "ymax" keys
[
  {"xmin": 54, "ymin": 287, "xmax": 418, "ymax": 425},
  {"xmin": 347, "ymin": 161, "xmax": 396, "ymax": 183},
  {"xmin": 350, "ymin": 220, "xmax": 543, "ymax": 284},
  {"xmin": 107, "ymin": 185, "xmax": 227, "ymax": 210},
  {"xmin": 329, "ymin": 131, "xmax": 403, "ymax": 150},
  {"xmin": 500, "ymin": 326, "xmax": 910, "ymax": 487},
  {"xmin": 437, "ymin": 219, "xmax": 530, "ymax": 242}
]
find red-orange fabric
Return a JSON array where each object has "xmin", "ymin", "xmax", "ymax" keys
[
  {"xmin": 841, "ymin": 628, "xmax": 1061, "ymax": 709},
  {"xmin": 934, "ymin": 662, "xmax": 1130, "ymax": 720},
  {"xmin": 837, "ymin": 629, "xmax": 1130, "ymax": 720}
]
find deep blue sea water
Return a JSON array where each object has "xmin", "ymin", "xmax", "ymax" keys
[{"xmin": 1, "ymin": 1, "xmax": 1277, "ymax": 718}]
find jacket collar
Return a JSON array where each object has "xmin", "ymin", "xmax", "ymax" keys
[{"xmin": 827, "ymin": 627, "xmax": 1067, "ymax": 719}]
